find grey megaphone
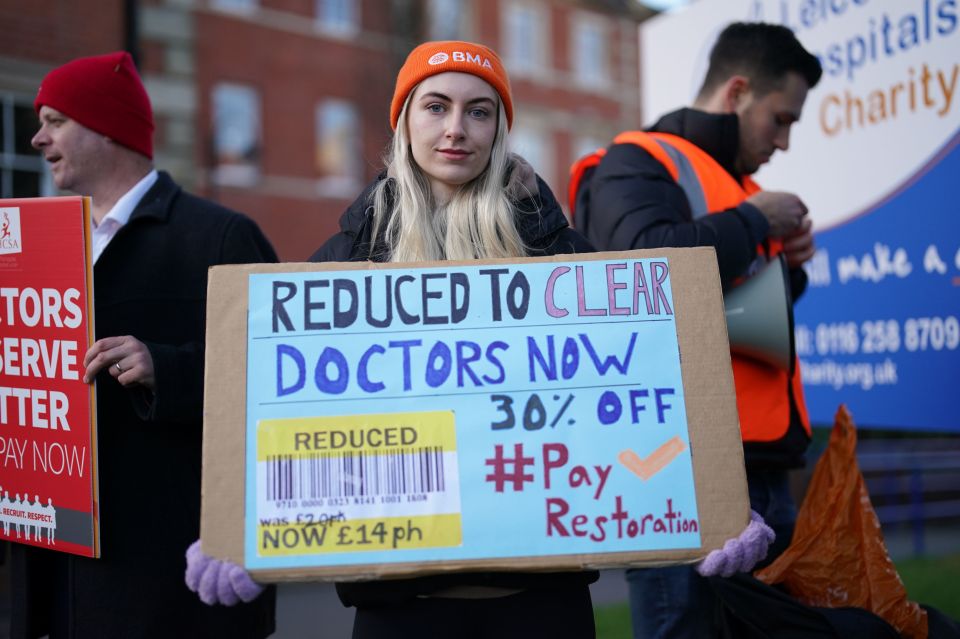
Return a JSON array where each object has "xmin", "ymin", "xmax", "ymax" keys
[{"xmin": 723, "ymin": 253, "xmax": 795, "ymax": 372}]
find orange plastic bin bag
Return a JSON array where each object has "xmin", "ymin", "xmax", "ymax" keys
[{"xmin": 756, "ymin": 405, "xmax": 927, "ymax": 639}]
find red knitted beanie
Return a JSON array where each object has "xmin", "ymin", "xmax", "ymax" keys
[
  {"xmin": 34, "ymin": 51, "xmax": 154, "ymax": 159},
  {"xmin": 390, "ymin": 41, "xmax": 513, "ymax": 131}
]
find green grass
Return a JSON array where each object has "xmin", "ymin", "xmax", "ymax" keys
[
  {"xmin": 898, "ymin": 554, "xmax": 960, "ymax": 619},
  {"xmin": 594, "ymin": 602, "xmax": 632, "ymax": 639},
  {"xmin": 592, "ymin": 554, "xmax": 960, "ymax": 638}
]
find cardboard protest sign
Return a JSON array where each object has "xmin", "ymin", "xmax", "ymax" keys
[
  {"xmin": 201, "ymin": 248, "xmax": 748, "ymax": 580},
  {"xmin": 0, "ymin": 197, "xmax": 98, "ymax": 557}
]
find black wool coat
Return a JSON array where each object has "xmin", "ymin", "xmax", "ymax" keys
[{"xmin": 12, "ymin": 172, "xmax": 278, "ymax": 639}]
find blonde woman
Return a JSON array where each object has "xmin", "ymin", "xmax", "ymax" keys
[
  {"xmin": 187, "ymin": 40, "xmax": 774, "ymax": 639},
  {"xmin": 309, "ymin": 40, "xmax": 597, "ymax": 637},
  {"xmin": 186, "ymin": 40, "xmax": 598, "ymax": 637}
]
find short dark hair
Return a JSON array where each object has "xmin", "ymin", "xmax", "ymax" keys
[{"xmin": 697, "ymin": 22, "xmax": 822, "ymax": 99}]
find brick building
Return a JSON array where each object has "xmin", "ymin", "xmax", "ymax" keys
[{"xmin": 0, "ymin": 0, "xmax": 651, "ymax": 259}]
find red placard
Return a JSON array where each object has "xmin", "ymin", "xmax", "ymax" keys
[{"xmin": 0, "ymin": 197, "xmax": 98, "ymax": 557}]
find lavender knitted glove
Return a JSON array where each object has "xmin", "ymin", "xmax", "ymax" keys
[
  {"xmin": 696, "ymin": 510, "xmax": 775, "ymax": 577},
  {"xmin": 185, "ymin": 540, "xmax": 264, "ymax": 606}
]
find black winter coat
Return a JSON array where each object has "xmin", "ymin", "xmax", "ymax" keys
[
  {"xmin": 12, "ymin": 172, "xmax": 277, "ymax": 638},
  {"xmin": 311, "ymin": 173, "xmax": 599, "ymax": 608}
]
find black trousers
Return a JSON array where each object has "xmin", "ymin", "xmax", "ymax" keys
[{"xmin": 351, "ymin": 584, "xmax": 596, "ymax": 639}]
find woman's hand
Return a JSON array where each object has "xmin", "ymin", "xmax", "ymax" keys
[
  {"xmin": 696, "ymin": 510, "xmax": 775, "ymax": 577},
  {"xmin": 185, "ymin": 540, "xmax": 265, "ymax": 606}
]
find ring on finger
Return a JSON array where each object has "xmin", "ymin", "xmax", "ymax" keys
[{"xmin": 115, "ymin": 362, "xmax": 124, "ymax": 374}]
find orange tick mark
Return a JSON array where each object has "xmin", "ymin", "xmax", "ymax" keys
[{"xmin": 618, "ymin": 436, "xmax": 687, "ymax": 481}]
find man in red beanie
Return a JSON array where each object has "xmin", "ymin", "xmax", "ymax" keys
[{"xmin": 14, "ymin": 51, "xmax": 277, "ymax": 638}]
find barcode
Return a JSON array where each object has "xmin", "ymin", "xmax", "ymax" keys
[{"xmin": 264, "ymin": 447, "xmax": 447, "ymax": 501}]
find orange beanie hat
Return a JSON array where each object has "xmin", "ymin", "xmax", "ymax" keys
[{"xmin": 390, "ymin": 41, "xmax": 513, "ymax": 131}]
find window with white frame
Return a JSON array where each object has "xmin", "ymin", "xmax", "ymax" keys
[
  {"xmin": 570, "ymin": 15, "xmax": 610, "ymax": 88},
  {"xmin": 211, "ymin": 83, "xmax": 261, "ymax": 187},
  {"xmin": 429, "ymin": 0, "xmax": 464, "ymax": 40},
  {"xmin": 0, "ymin": 92, "xmax": 52, "ymax": 198},
  {"xmin": 315, "ymin": 98, "xmax": 361, "ymax": 197},
  {"xmin": 503, "ymin": 3, "xmax": 547, "ymax": 76},
  {"xmin": 509, "ymin": 125, "xmax": 554, "ymax": 192},
  {"xmin": 317, "ymin": 0, "xmax": 359, "ymax": 34}
]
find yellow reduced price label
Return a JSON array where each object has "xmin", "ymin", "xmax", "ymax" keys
[
  {"xmin": 258, "ymin": 513, "xmax": 462, "ymax": 556},
  {"xmin": 257, "ymin": 410, "xmax": 457, "ymax": 458},
  {"xmin": 255, "ymin": 410, "xmax": 463, "ymax": 558}
]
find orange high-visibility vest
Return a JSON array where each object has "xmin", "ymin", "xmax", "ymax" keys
[{"xmin": 610, "ymin": 131, "xmax": 811, "ymax": 443}]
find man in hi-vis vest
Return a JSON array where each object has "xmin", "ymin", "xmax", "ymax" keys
[{"xmin": 573, "ymin": 22, "xmax": 822, "ymax": 639}]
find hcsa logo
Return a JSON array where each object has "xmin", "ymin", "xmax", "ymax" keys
[
  {"xmin": 0, "ymin": 208, "xmax": 22, "ymax": 255},
  {"xmin": 428, "ymin": 51, "xmax": 493, "ymax": 69}
]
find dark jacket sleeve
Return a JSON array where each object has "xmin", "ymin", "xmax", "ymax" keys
[
  {"xmin": 309, "ymin": 178, "xmax": 383, "ymax": 262},
  {"xmin": 138, "ymin": 213, "xmax": 278, "ymax": 424},
  {"xmin": 520, "ymin": 175, "xmax": 595, "ymax": 256},
  {"xmin": 587, "ymin": 142, "xmax": 769, "ymax": 287},
  {"xmin": 309, "ymin": 232, "xmax": 355, "ymax": 263},
  {"xmin": 218, "ymin": 213, "xmax": 279, "ymax": 265},
  {"xmin": 538, "ymin": 227, "xmax": 595, "ymax": 255}
]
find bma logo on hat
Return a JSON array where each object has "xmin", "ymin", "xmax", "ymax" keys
[
  {"xmin": 0, "ymin": 208, "xmax": 22, "ymax": 255},
  {"xmin": 428, "ymin": 52, "xmax": 449, "ymax": 65},
  {"xmin": 452, "ymin": 51, "xmax": 493, "ymax": 69}
]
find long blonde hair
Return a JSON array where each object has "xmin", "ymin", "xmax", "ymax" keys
[{"xmin": 369, "ymin": 93, "xmax": 528, "ymax": 262}]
